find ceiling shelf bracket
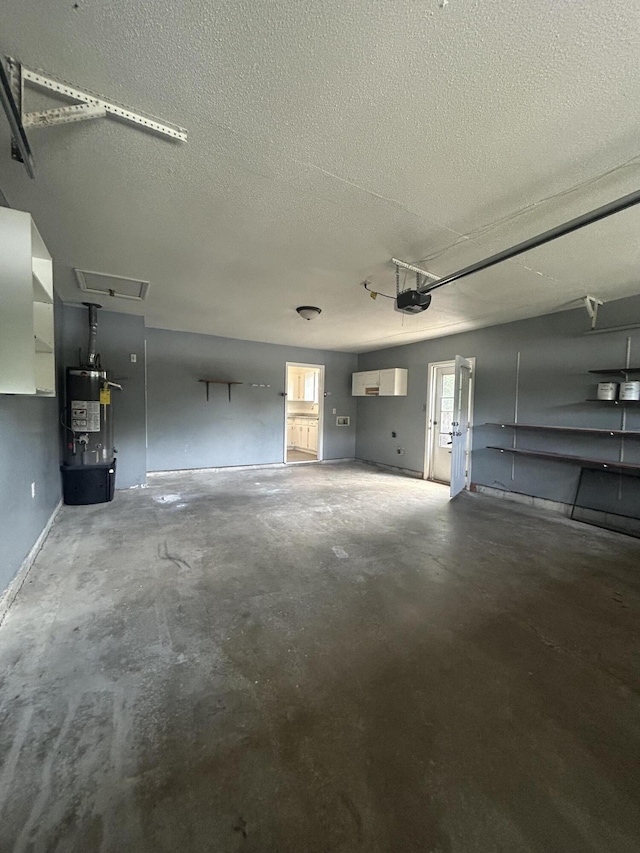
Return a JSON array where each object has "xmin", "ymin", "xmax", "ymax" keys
[
  {"xmin": 5, "ymin": 56, "xmax": 187, "ymax": 173},
  {"xmin": 583, "ymin": 295, "xmax": 604, "ymax": 330}
]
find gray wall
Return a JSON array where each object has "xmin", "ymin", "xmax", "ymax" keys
[
  {"xmin": 61, "ymin": 306, "xmax": 147, "ymax": 488},
  {"xmin": 356, "ymin": 295, "xmax": 640, "ymax": 510},
  {"xmin": 0, "ymin": 297, "xmax": 63, "ymax": 593},
  {"xmin": 146, "ymin": 328, "xmax": 357, "ymax": 471}
]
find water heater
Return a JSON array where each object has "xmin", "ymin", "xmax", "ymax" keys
[{"xmin": 61, "ymin": 303, "xmax": 120, "ymax": 504}]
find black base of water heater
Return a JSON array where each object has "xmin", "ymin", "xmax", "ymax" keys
[{"xmin": 61, "ymin": 460, "xmax": 116, "ymax": 505}]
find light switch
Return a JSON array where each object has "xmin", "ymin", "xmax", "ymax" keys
[{"xmin": 130, "ymin": 354, "xmax": 137, "ymax": 363}]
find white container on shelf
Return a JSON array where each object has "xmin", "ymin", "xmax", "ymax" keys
[
  {"xmin": 596, "ymin": 382, "xmax": 618, "ymax": 400},
  {"xmin": 619, "ymin": 381, "xmax": 640, "ymax": 401}
]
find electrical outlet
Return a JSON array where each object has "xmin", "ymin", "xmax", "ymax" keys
[
  {"xmin": 391, "ymin": 431, "xmax": 397, "ymax": 438},
  {"xmin": 31, "ymin": 482, "xmax": 36, "ymax": 498},
  {"xmin": 397, "ymin": 448, "xmax": 405, "ymax": 455},
  {"xmin": 130, "ymin": 353, "xmax": 137, "ymax": 363}
]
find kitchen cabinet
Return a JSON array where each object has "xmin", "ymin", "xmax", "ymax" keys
[
  {"xmin": 287, "ymin": 417, "xmax": 319, "ymax": 452},
  {"xmin": 351, "ymin": 368, "xmax": 407, "ymax": 397},
  {"xmin": 288, "ymin": 367, "xmax": 318, "ymax": 402},
  {"xmin": 0, "ymin": 208, "xmax": 55, "ymax": 396},
  {"xmin": 307, "ymin": 420, "xmax": 318, "ymax": 452}
]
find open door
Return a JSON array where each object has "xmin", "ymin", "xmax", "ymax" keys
[{"xmin": 450, "ymin": 355, "xmax": 472, "ymax": 498}]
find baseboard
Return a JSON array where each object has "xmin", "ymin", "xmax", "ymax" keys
[
  {"xmin": 148, "ymin": 458, "xmax": 356, "ymax": 477},
  {"xmin": 0, "ymin": 499, "xmax": 62, "ymax": 629},
  {"xmin": 471, "ymin": 484, "xmax": 640, "ymax": 538},
  {"xmin": 471, "ymin": 484, "xmax": 572, "ymax": 517},
  {"xmin": 357, "ymin": 459, "xmax": 424, "ymax": 479}
]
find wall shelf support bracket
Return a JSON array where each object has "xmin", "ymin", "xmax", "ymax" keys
[{"xmin": 583, "ymin": 295, "xmax": 604, "ymax": 329}]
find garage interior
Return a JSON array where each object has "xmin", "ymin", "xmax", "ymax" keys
[{"xmin": 1, "ymin": 2, "xmax": 640, "ymax": 851}]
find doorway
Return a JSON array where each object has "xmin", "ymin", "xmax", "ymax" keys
[
  {"xmin": 425, "ymin": 357, "xmax": 475, "ymax": 492},
  {"xmin": 285, "ymin": 362, "xmax": 324, "ymax": 463}
]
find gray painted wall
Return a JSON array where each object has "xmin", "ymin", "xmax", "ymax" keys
[
  {"xmin": 146, "ymin": 328, "xmax": 357, "ymax": 471},
  {"xmin": 0, "ymin": 297, "xmax": 63, "ymax": 593},
  {"xmin": 356, "ymin": 295, "xmax": 640, "ymax": 511},
  {"xmin": 61, "ymin": 306, "xmax": 147, "ymax": 489}
]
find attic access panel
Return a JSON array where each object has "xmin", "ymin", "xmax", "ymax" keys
[{"xmin": 74, "ymin": 269, "xmax": 149, "ymax": 301}]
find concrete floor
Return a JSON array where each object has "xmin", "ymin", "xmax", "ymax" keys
[{"xmin": 1, "ymin": 462, "xmax": 640, "ymax": 853}]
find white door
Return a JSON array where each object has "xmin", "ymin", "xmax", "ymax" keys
[
  {"xmin": 450, "ymin": 355, "xmax": 472, "ymax": 498},
  {"xmin": 430, "ymin": 365, "xmax": 456, "ymax": 483}
]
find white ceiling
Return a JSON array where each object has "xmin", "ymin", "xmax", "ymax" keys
[{"xmin": 1, "ymin": 0, "xmax": 640, "ymax": 352}]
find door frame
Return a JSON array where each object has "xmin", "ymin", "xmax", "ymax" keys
[
  {"xmin": 284, "ymin": 362, "xmax": 325, "ymax": 464},
  {"xmin": 424, "ymin": 357, "xmax": 476, "ymax": 488}
]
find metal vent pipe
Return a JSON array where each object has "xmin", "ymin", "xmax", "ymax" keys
[{"xmin": 83, "ymin": 301, "xmax": 101, "ymax": 367}]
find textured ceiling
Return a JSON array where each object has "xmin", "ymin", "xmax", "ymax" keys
[{"xmin": 1, "ymin": 0, "xmax": 640, "ymax": 352}]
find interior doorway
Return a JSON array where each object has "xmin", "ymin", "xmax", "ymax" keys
[
  {"xmin": 285, "ymin": 362, "xmax": 324, "ymax": 464},
  {"xmin": 425, "ymin": 357, "xmax": 475, "ymax": 492}
]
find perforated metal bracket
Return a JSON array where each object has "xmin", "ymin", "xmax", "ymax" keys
[
  {"xmin": 6, "ymin": 56, "xmax": 187, "ymax": 170},
  {"xmin": 23, "ymin": 102, "xmax": 107, "ymax": 129},
  {"xmin": 583, "ymin": 295, "xmax": 604, "ymax": 330}
]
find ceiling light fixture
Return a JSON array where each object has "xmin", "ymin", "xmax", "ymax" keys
[{"xmin": 296, "ymin": 306, "xmax": 322, "ymax": 320}]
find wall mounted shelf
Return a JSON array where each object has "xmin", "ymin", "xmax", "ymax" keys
[
  {"xmin": 585, "ymin": 399, "xmax": 640, "ymax": 405},
  {"xmin": 487, "ymin": 422, "xmax": 640, "ymax": 437},
  {"xmin": 487, "ymin": 446, "xmax": 640, "ymax": 475},
  {"xmin": 199, "ymin": 379, "xmax": 242, "ymax": 402},
  {"xmin": 588, "ymin": 367, "xmax": 640, "ymax": 376}
]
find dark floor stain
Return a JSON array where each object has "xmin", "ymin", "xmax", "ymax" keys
[{"xmin": 233, "ymin": 816, "xmax": 247, "ymax": 839}]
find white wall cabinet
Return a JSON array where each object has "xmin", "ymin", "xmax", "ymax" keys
[
  {"xmin": 0, "ymin": 209, "xmax": 55, "ymax": 396},
  {"xmin": 288, "ymin": 367, "xmax": 318, "ymax": 402},
  {"xmin": 352, "ymin": 368, "xmax": 407, "ymax": 397}
]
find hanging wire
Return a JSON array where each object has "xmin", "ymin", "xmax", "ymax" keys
[{"xmin": 363, "ymin": 280, "xmax": 395, "ymax": 300}]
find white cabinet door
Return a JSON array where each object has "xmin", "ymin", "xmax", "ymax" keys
[
  {"xmin": 298, "ymin": 422, "xmax": 308, "ymax": 450},
  {"xmin": 364, "ymin": 370, "xmax": 380, "ymax": 388},
  {"xmin": 308, "ymin": 422, "xmax": 318, "ymax": 452},
  {"xmin": 379, "ymin": 368, "xmax": 408, "ymax": 396},
  {"xmin": 303, "ymin": 370, "xmax": 317, "ymax": 402},
  {"xmin": 288, "ymin": 369, "xmax": 302, "ymax": 400},
  {"xmin": 352, "ymin": 372, "xmax": 366, "ymax": 396},
  {"xmin": 352, "ymin": 370, "xmax": 380, "ymax": 396}
]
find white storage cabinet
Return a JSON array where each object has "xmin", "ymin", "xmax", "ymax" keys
[
  {"xmin": 288, "ymin": 367, "xmax": 318, "ymax": 402},
  {"xmin": 0, "ymin": 209, "xmax": 55, "ymax": 396},
  {"xmin": 352, "ymin": 368, "xmax": 407, "ymax": 397},
  {"xmin": 288, "ymin": 417, "xmax": 319, "ymax": 451}
]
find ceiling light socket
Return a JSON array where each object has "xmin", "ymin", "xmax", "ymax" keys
[{"xmin": 296, "ymin": 306, "xmax": 321, "ymax": 321}]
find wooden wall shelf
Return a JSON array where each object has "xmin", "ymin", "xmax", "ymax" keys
[
  {"xmin": 589, "ymin": 367, "xmax": 640, "ymax": 376},
  {"xmin": 585, "ymin": 399, "xmax": 640, "ymax": 405},
  {"xmin": 487, "ymin": 446, "xmax": 640, "ymax": 475},
  {"xmin": 487, "ymin": 422, "xmax": 640, "ymax": 437}
]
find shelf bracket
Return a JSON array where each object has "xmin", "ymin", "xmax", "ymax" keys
[
  {"xmin": 5, "ymin": 56, "xmax": 187, "ymax": 174},
  {"xmin": 583, "ymin": 295, "xmax": 604, "ymax": 330},
  {"xmin": 199, "ymin": 380, "xmax": 241, "ymax": 402}
]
